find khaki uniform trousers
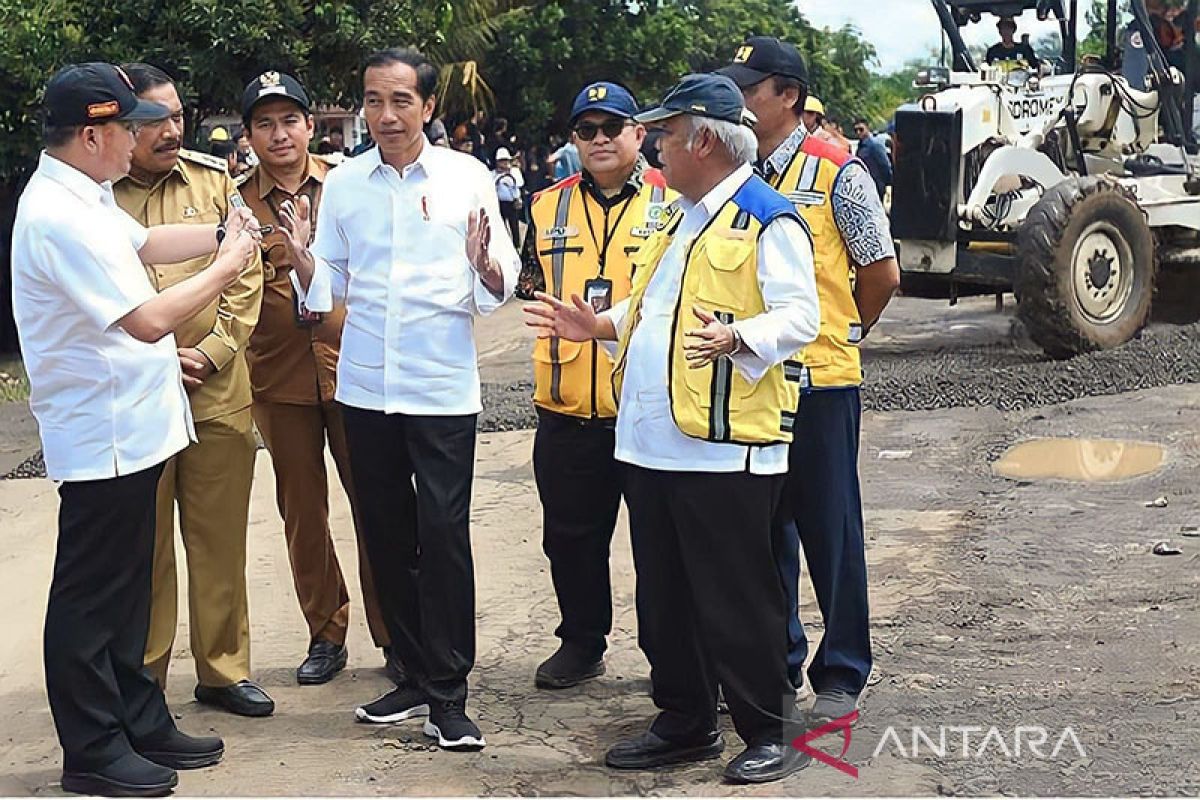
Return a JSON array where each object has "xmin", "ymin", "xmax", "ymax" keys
[
  {"xmin": 252, "ymin": 400, "xmax": 388, "ymax": 648},
  {"xmin": 145, "ymin": 408, "xmax": 257, "ymax": 688}
]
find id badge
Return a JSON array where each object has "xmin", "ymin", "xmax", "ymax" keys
[
  {"xmin": 292, "ymin": 285, "xmax": 323, "ymax": 328},
  {"xmin": 584, "ymin": 277, "xmax": 614, "ymax": 314}
]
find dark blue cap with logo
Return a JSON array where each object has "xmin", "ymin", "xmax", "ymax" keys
[
  {"xmin": 635, "ymin": 73, "xmax": 752, "ymax": 126},
  {"xmin": 570, "ymin": 81, "xmax": 640, "ymax": 124}
]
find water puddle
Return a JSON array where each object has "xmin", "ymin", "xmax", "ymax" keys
[{"xmin": 993, "ymin": 438, "xmax": 1164, "ymax": 482}]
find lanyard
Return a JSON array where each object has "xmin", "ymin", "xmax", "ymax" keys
[{"xmin": 579, "ymin": 188, "xmax": 636, "ymax": 276}]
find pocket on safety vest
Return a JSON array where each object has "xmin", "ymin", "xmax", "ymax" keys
[
  {"xmin": 533, "ymin": 337, "xmax": 587, "ymax": 409},
  {"xmin": 695, "ymin": 238, "xmax": 754, "ymax": 312}
]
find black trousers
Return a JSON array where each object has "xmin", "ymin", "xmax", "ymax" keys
[
  {"xmin": 623, "ymin": 465, "xmax": 796, "ymax": 747},
  {"xmin": 533, "ymin": 407, "xmax": 622, "ymax": 656},
  {"xmin": 498, "ymin": 199, "xmax": 521, "ymax": 247},
  {"xmin": 341, "ymin": 405, "xmax": 477, "ymax": 704},
  {"xmin": 773, "ymin": 387, "xmax": 872, "ymax": 695},
  {"xmin": 46, "ymin": 462, "xmax": 175, "ymax": 771}
]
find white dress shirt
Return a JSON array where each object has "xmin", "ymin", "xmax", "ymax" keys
[
  {"xmin": 605, "ymin": 163, "xmax": 819, "ymax": 475},
  {"xmin": 299, "ymin": 139, "xmax": 519, "ymax": 415},
  {"xmin": 11, "ymin": 153, "xmax": 194, "ymax": 481}
]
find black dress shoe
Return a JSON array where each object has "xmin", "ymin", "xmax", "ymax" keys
[
  {"xmin": 62, "ymin": 752, "xmax": 178, "ymax": 797},
  {"xmin": 195, "ymin": 679, "xmax": 275, "ymax": 717},
  {"xmin": 605, "ymin": 730, "xmax": 724, "ymax": 770},
  {"xmin": 382, "ymin": 647, "xmax": 407, "ymax": 686},
  {"xmin": 297, "ymin": 639, "xmax": 348, "ymax": 685},
  {"xmin": 722, "ymin": 743, "xmax": 812, "ymax": 784},
  {"xmin": 134, "ymin": 727, "xmax": 224, "ymax": 770},
  {"xmin": 535, "ymin": 643, "xmax": 605, "ymax": 689}
]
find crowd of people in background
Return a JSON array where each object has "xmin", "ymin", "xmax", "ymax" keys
[{"xmin": 197, "ymin": 93, "xmax": 896, "ymax": 219}]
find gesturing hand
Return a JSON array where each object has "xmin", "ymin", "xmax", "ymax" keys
[
  {"xmin": 467, "ymin": 208, "xmax": 503, "ymax": 294},
  {"xmin": 683, "ymin": 305, "xmax": 737, "ymax": 368},
  {"xmin": 524, "ymin": 291, "xmax": 600, "ymax": 342},
  {"xmin": 278, "ymin": 195, "xmax": 312, "ymax": 257}
]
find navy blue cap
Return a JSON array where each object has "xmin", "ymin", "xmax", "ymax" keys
[
  {"xmin": 570, "ymin": 82, "xmax": 640, "ymax": 124},
  {"xmin": 635, "ymin": 73, "xmax": 752, "ymax": 126},
  {"xmin": 44, "ymin": 63, "xmax": 170, "ymax": 127}
]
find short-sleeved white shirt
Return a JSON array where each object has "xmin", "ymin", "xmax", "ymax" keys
[{"xmin": 11, "ymin": 152, "xmax": 194, "ymax": 481}]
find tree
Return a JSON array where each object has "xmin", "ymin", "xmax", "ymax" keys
[{"xmin": 481, "ymin": 0, "xmax": 881, "ymax": 144}]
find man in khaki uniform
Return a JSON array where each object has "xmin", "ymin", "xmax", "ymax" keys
[
  {"xmin": 237, "ymin": 71, "xmax": 391, "ymax": 686},
  {"xmin": 113, "ymin": 63, "xmax": 271, "ymax": 717}
]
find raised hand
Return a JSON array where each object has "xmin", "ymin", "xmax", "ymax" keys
[
  {"xmin": 467, "ymin": 208, "xmax": 503, "ymax": 294},
  {"xmin": 524, "ymin": 291, "xmax": 602, "ymax": 342},
  {"xmin": 278, "ymin": 195, "xmax": 312, "ymax": 256},
  {"xmin": 683, "ymin": 305, "xmax": 736, "ymax": 368}
]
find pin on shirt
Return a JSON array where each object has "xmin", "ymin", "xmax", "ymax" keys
[{"xmin": 421, "ymin": 195, "xmax": 430, "ymax": 222}]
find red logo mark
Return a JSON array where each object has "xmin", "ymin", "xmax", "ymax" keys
[{"xmin": 791, "ymin": 711, "xmax": 859, "ymax": 778}]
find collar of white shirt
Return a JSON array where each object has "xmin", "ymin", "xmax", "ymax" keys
[
  {"xmin": 360, "ymin": 135, "xmax": 439, "ymax": 182},
  {"xmin": 677, "ymin": 162, "xmax": 754, "ymax": 227},
  {"xmin": 38, "ymin": 151, "xmax": 114, "ymax": 206}
]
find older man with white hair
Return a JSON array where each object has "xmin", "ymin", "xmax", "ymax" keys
[{"xmin": 526, "ymin": 73, "xmax": 819, "ymax": 784}]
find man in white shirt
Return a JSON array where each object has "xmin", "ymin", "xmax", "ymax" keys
[
  {"xmin": 492, "ymin": 146, "xmax": 523, "ymax": 246},
  {"xmin": 12, "ymin": 62, "xmax": 259, "ymax": 797},
  {"xmin": 525, "ymin": 74, "xmax": 819, "ymax": 784},
  {"xmin": 283, "ymin": 47, "xmax": 518, "ymax": 751}
]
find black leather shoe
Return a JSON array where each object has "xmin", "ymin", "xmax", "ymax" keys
[
  {"xmin": 195, "ymin": 679, "xmax": 275, "ymax": 717},
  {"xmin": 62, "ymin": 752, "xmax": 178, "ymax": 797},
  {"xmin": 297, "ymin": 639, "xmax": 347, "ymax": 685},
  {"xmin": 134, "ymin": 727, "xmax": 224, "ymax": 770},
  {"xmin": 383, "ymin": 647, "xmax": 407, "ymax": 686},
  {"xmin": 723, "ymin": 743, "xmax": 812, "ymax": 784},
  {"xmin": 605, "ymin": 730, "xmax": 724, "ymax": 770},
  {"xmin": 535, "ymin": 643, "xmax": 605, "ymax": 689}
]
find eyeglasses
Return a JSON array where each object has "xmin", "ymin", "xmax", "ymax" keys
[{"xmin": 573, "ymin": 119, "xmax": 635, "ymax": 141}]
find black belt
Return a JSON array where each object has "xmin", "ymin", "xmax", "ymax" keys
[{"xmin": 535, "ymin": 405, "xmax": 616, "ymax": 430}]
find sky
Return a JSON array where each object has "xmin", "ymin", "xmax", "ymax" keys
[{"xmin": 797, "ymin": 0, "xmax": 1077, "ymax": 73}]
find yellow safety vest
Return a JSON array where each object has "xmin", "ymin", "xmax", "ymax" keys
[
  {"xmin": 613, "ymin": 173, "xmax": 803, "ymax": 445},
  {"xmin": 766, "ymin": 134, "xmax": 864, "ymax": 388},
  {"xmin": 529, "ymin": 169, "xmax": 672, "ymax": 418}
]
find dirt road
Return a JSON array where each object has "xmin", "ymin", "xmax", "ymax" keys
[{"xmin": 1, "ymin": 298, "xmax": 1197, "ymax": 795}]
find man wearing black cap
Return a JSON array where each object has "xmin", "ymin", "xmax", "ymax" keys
[
  {"xmin": 526, "ymin": 73, "xmax": 819, "ymax": 783},
  {"xmin": 237, "ymin": 71, "xmax": 391, "ymax": 687},
  {"xmin": 720, "ymin": 37, "xmax": 899, "ymax": 726},
  {"xmin": 113, "ymin": 63, "xmax": 270, "ymax": 719},
  {"xmin": 12, "ymin": 62, "xmax": 261, "ymax": 795},
  {"xmin": 516, "ymin": 80, "xmax": 674, "ymax": 690}
]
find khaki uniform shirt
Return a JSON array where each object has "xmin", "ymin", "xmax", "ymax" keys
[
  {"xmin": 238, "ymin": 154, "xmax": 343, "ymax": 405},
  {"xmin": 114, "ymin": 149, "xmax": 263, "ymax": 422}
]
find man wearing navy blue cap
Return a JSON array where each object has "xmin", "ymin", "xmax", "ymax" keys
[
  {"xmin": 517, "ymin": 81, "xmax": 675, "ymax": 690},
  {"xmin": 526, "ymin": 73, "xmax": 820, "ymax": 783},
  {"xmin": 13, "ymin": 62, "xmax": 262, "ymax": 795}
]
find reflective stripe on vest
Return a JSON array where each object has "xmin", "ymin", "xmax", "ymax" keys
[{"xmin": 548, "ymin": 185, "xmax": 575, "ymax": 405}]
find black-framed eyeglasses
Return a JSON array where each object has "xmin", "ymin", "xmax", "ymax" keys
[{"xmin": 573, "ymin": 119, "xmax": 635, "ymax": 141}]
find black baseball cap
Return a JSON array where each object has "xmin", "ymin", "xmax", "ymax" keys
[
  {"xmin": 242, "ymin": 71, "xmax": 310, "ymax": 123},
  {"xmin": 717, "ymin": 36, "xmax": 809, "ymax": 88},
  {"xmin": 43, "ymin": 63, "xmax": 170, "ymax": 127},
  {"xmin": 636, "ymin": 74, "xmax": 752, "ymax": 126}
]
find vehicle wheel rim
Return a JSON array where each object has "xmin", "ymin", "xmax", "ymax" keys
[{"xmin": 1071, "ymin": 222, "xmax": 1133, "ymax": 323}]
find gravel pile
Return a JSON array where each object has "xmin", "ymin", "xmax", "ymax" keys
[
  {"xmin": 862, "ymin": 321, "xmax": 1200, "ymax": 413},
  {"xmin": 3, "ymin": 450, "xmax": 44, "ymax": 480},
  {"xmin": 6, "ymin": 322, "xmax": 1200, "ymax": 479}
]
